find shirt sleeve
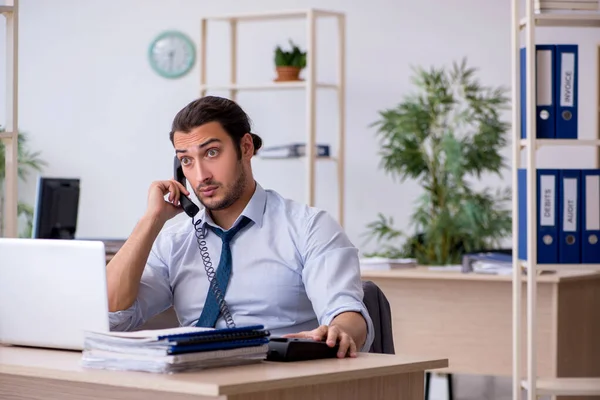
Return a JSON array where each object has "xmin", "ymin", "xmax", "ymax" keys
[
  {"xmin": 300, "ymin": 210, "xmax": 375, "ymax": 352},
  {"xmin": 108, "ymin": 240, "xmax": 174, "ymax": 331}
]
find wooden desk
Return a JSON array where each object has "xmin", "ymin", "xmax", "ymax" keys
[
  {"xmin": 0, "ymin": 345, "xmax": 447, "ymax": 400},
  {"xmin": 361, "ymin": 268, "xmax": 600, "ymax": 384}
]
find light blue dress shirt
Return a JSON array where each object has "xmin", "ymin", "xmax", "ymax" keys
[{"xmin": 109, "ymin": 182, "xmax": 375, "ymax": 352}]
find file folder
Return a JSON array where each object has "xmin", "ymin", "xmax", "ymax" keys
[
  {"xmin": 581, "ymin": 169, "xmax": 600, "ymax": 263},
  {"xmin": 520, "ymin": 45, "xmax": 556, "ymax": 139},
  {"xmin": 517, "ymin": 168, "xmax": 559, "ymax": 264},
  {"xmin": 83, "ymin": 325, "xmax": 270, "ymax": 356},
  {"xmin": 555, "ymin": 44, "xmax": 578, "ymax": 139},
  {"xmin": 559, "ymin": 169, "xmax": 581, "ymax": 263},
  {"xmin": 258, "ymin": 143, "xmax": 330, "ymax": 158}
]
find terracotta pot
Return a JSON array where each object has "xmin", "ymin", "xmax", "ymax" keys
[{"xmin": 274, "ymin": 66, "xmax": 302, "ymax": 82}]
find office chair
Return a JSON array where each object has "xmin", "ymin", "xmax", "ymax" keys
[{"xmin": 361, "ymin": 280, "xmax": 395, "ymax": 354}]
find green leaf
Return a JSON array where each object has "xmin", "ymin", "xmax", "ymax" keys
[
  {"xmin": 363, "ymin": 57, "xmax": 511, "ymax": 265},
  {"xmin": 0, "ymin": 126, "xmax": 47, "ymax": 236},
  {"xmin": 274, "ymin": 39, "xmax": 307, "ymax": 68}
]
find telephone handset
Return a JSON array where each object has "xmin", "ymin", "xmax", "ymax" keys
[
  {"xmin": 173, "ymin": 156, "xmax": 200, "ymax": 218},
  {"xmin": 172, "ymin": 156, "xmax": 236, "ymax": 329}
]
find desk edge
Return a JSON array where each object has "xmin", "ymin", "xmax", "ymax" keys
[
  {"xmin": 0, "ymin": 356, "xmax": 448, "ymax": 397},
  {"xmin": 0, "ymin": 364, "xmax": 221, "ymax": 397},
  {"xmin": 217, "ymin": 357, "xmax": 449, "ymax": 395},
  {"xmin": 360, "ymin": 270, "xmax": 600, "ymax": 283}
]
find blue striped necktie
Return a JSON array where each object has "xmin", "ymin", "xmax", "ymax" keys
[{"xmin": 196, "ymin": 216, "xmax": 251, "ymax": 328}]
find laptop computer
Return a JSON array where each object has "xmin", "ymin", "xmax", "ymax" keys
[{"xmin": 0, "ymin": 238, "xmax": 110, "ymax": 351}]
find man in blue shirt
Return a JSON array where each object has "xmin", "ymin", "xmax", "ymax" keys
[{"xmin": 106, "ymin": 96, "xmax": 374, "ymax": 358}]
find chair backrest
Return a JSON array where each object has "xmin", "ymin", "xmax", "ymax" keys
[{"xmin": 362, "ymin": 280, "xmax": 395, "ymax": 354}]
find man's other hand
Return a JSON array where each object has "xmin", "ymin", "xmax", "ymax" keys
[{"xmin": 282, "ymin": 325, "xmax": 357, "ymax": 358}]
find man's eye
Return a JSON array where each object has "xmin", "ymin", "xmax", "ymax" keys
[
  {"xmin": 181, "ymin": 157, "xmax": 191, "ymax": 166},
  {"xmin": 207, "ymin": 149, "xmax": 219, "ymax": 157}
]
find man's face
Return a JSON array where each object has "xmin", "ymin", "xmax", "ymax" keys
[{"xmin": 173, "ymin": 121, "xmax": 247, "ymax": 211}]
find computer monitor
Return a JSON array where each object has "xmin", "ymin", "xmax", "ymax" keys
[{"xmin": 32, "ymin": 177, "xmax": 80, "ymax": 239}]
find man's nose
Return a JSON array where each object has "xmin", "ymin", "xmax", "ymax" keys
[{"xmin": 194, "ymin": 162, "xmax": 212, "ymax": 186}]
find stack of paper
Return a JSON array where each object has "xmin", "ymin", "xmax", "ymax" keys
[
  {"xmin": 359, "ymin": 257, "xmax": 417, "ymax": 270},
  {"xmin": 535, "ymin": 0, "xmax": 598, "ymax": 12},
  {"xmin": 81, "ymin": 325, "xmax": 270, "ymax": 373},
  {"xmin": 461, "ymin": 252, "xmax": 515, "ymax": 275}
]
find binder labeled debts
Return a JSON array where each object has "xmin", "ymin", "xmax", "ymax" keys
[
  {"xmin": 518, "ymin": 168, "xmax": 600, "ymax": 265},
  {"xmin": 518, "ymin": 168, "xmax": 559, "ymax": 263},
  {"xmin": 519, "ymin": 44, "xmax": 578, "ymax": 139},
  {"xmin": 81, "ymin": 325, "xmax": 270, "ymax": 373}
]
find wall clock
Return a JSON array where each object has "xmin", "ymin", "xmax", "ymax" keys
[{"xmin": 148, "ymin": 31, "xmax": 196, "ymax": 79}]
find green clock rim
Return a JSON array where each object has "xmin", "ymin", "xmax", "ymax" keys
[{"xmin": 148, "ymin": 30, "xmax": 196, "ymax": 79}]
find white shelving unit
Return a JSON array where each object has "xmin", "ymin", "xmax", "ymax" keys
[
  {"xmin": 511, "ymin": 2, "xmax": 600, "ymax": 400},
  {"xmin": 198, "ymin": 8, "xmax": 346, "ymax": 227},
  {"xmin": 1, "ymin": 0, "xmax": 19, "ymax": 238}
]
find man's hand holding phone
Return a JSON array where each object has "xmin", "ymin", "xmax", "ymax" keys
[
  {"xmin": 145, "ymin": 180, "xmax": 190, "ymax": 224},
  {"xmin": 106, "ymin": 178, "xmax": 190, "ymax": 312}
]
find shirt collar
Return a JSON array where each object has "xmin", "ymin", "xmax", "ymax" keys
[{"xmin": 198, "ymin": 181, "xmax": 266, "ymax": 230}]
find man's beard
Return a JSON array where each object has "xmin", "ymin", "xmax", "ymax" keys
[{"xmin": 194, "ymin": 162, "xmax": 246, "ymax": 211}]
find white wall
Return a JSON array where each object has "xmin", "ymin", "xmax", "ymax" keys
[{"xmin": 1, "ymin": 0, "xmax": 598, "ymax": 255}]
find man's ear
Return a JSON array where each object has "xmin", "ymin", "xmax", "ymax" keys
[{"xmin": 241, "ymin": 133, "xmax": 254, "ymax": 159}]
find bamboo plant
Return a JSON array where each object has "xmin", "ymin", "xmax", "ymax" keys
[{"xmin": 363, "ymin": 58, "xmax": 512, "ymax": 265}]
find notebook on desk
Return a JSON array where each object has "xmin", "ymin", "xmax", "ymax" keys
[{"xmin": 83, "ymin": 325, "xmax": 270, "ymax": 355}]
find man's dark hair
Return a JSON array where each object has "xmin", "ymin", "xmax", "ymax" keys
[{"xmin": 169, "ymin": 96, "xmax": 263, "ymax": 157}]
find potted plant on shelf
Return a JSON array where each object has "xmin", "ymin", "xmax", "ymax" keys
[
  {"xmin": 362, "ymin": 58, "xmax": 512, "ymax": 266},
  {"xmin": 273, "ymin": 39, "xmax": 307, "ymax": 82},
  {"xmin": 0, "ymin": 127, "xmax": 47, "ymax": 237}
]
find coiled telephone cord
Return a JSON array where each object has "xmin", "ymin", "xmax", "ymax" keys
[{"xmin": 192, "ymin": 217, "xmax": 236, "ymax": 329}]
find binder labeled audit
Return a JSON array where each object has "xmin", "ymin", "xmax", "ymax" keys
[
  {"xmin": 559, "ymin": 169, "xmax": 581, "ymax": 263},
  {"xmin": 582, "ymin": 169, "xmax": 600, "ymax": 263},
  {"xmin": 555, "ymin": 44, "xmax": 578, "ymax": 139},
  {"xmin": 517, "ymin": 168, "xmax": 559, "ymax": 263},
  {"xmin": 520, "ymin": 45, "xmax": 556, "ymax": 139}
]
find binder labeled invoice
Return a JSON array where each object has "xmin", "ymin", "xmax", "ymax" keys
[{"xmin": 555, "ymin": 44, "xmax": 578, "ymax": 139}]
